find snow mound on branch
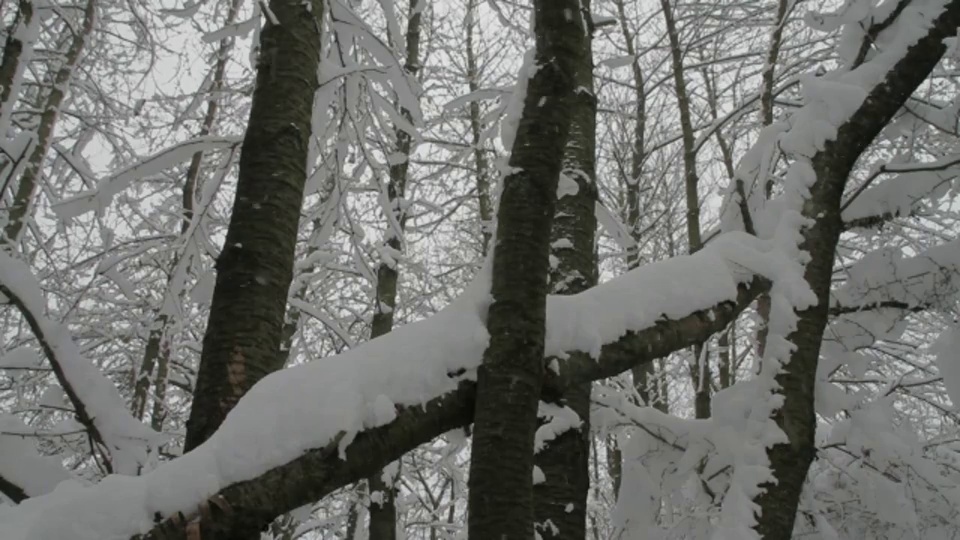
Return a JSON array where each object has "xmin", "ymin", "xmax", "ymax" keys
[{"xmin": 0, "ymin": 233, "xmax": 782, "ymax": 540}]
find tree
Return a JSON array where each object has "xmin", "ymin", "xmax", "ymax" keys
[{"xmin": 4, "ymin": 1, "xmax": 960, "ymax": 539}]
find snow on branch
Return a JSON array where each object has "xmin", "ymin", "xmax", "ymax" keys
[
  {"xmin": 842, "ymin": 155, "xmax": 960, "ymax": 229},
  {"xmin": 51, "ymin": 135, "xmax": 242, "ymax": 221},
  {"xmin": 0, "ymin": 415, "xmax": 72, "ymax": 503},
  {"xmin": 0, "ymin": 251, "xmax": 163, "ymax": 475},
  {"xmin": 832, "ymin": 240, "xmax": 960, "ymax": 314},
  {"xmin": 0, "ymin": 234, "xmax": 787, "ymax": 539}
]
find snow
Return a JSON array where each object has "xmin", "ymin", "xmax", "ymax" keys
[
  {"xmin": 500, "ymin": 48, "xmax": 537, "ymax": 153},
  {"xmin": 52, "ymin": 136, "xmax": 242, "ymax": 221},
  {"xmin": 843, "ymin": 159, "xmax": 960, "ymax": 225},
  {"xmin": 0, "ymin": 416, "xmax": 73, "ymax": 499},
  {"xmin": 0, "ymin": 347, "xmax": 43, "ymax": 371},
  {"xmin": 710, "ymin": 1, "xmax": 954, "ymax": 535},
  {"xmin": 0, "ymin": 251, "xmax": 164, "ymax": 476},
  {"xmin": 0, "ymin": 230, "xmax": 790, "ymax": 539}
]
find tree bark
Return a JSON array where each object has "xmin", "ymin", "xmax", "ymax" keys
[
  {"xmin": 533, "ymin": 5, "xmax": 596, "ymax": 536},
  {"xmin": 182, "ymin": 1, "xmax": 324, "ymax": 537},
  {"xmin": 464, "ymin": 0, "xmax": 493, "ymax": 257},
  {"xmin": 659, "ymin": 0, "xmax": 710, "ymax": 419},
  {"xmin": 367, "ymin": 1, "xmax": 422, "ymax": 538},
  {"xmin": 755, "ymin": 4, "xmax": 960, "ymax": 537},
  {"xmin": 465, "ymin": 4, "xmax": 591, "ymax": 535}
]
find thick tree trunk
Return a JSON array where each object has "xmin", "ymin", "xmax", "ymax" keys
[
  {"xmin": 755, "ymin": 4, "xmax": 960, "ymax": 537},
  {"xmin": 182, "ymin": 1, "xmax": 324, "ymax": 537},
  {"xmin": 466, "ymin": 2, "xmax": 588, "ymax": 537},
  {"xmin": 533, "ymin": 8, "xmax": 597, "ymax": 536},
  {"xmin": 367, "ymin": 2, "xmax": 422, "ymax": 538}
]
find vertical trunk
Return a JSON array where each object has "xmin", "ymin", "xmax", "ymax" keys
[
  {"xmin": 3, "ymin": 0, "xmax": 93, "ymax": 246},
  {"xmin": 131, "ymin": 0, "xmax": 242, "ymax": 426},
  {"xmin": 183, "ymin": 5, "xmax": 326, "ymax": 530},
  {"xmin": 755, "ymin": 0, "xmax": 791, "ymax": 360},
  {"xmin": 464, "ymin": 0, "xmax": 492, "ymax": 257},
  {"xmin": 659, "ymin": 0, "xmax": 709, "ymax": 419},
  {"xmin": 368, "ymin": 2, "xmax": 422, "ymax": 538},
  {"xmin": 613, "ymin": 0, "xmax": 660, "ymax": 413},
  {"xmin": 466, "ymin": 2, "xmax": 587, "ymax": 537},
  {"xmin": 533, "ymin": 4, "xmax": 596, "ymax": 536}
]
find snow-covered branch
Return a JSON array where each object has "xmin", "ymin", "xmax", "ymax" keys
[
  {"xmin": 0, "ymin": 234, "xmax": 782, "ymax": 539},
  {"xmin": 0, "ymin": 251, "xmax": 162, "ymax": 475}
]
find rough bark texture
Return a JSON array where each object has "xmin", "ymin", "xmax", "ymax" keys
[
  {"xmin": 145, "ymin": 275, "xmax": 763, "ymax": 538},
  {"xmin": 182, "ymin": 2, "xmax": 324, "ymax": 538},
  {"xmin": 367, "ymin": 1, "xmax": 422, "ymax": 537},
  {"xmin": 184, "ymin": 0, "xmax": 324, "ymax": 451},
  {"xmin": 465, "ymin": 2, "xmax": 587, "ymax": 537},
  {"xmin": 756, "ymin": 4, "xmax": 960, "ymax": 537},
  {"xmin": 533, "ymin": 8, "xmax": 597, "ymax": 536}
]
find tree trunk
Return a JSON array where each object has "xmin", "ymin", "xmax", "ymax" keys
[
  {"xmin": 533, "ymin": 6, "xmax": 596, "ymax": 537},
  {"xmin": 466, "ymin": 2, "xmax": 587, "ymax": 537},
  {"xmin": 368, "ymin": 1, "xmax": 422, "ymax": 538},
  {"xmin": 755, "ymin": 5, "xmax": 960, "ymax": 536},
  {"xmin": 465, "ymin": 0, "xmax": 493, "ymax": 257},
  {"xmin": 659, "ymin": 0, "xmax": 710, "ymax": 419},
  {"xmin": 182, "ymin": 1, "xmax": 324, "ymax": 537}
]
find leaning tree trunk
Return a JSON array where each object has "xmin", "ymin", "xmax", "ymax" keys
[
  {"xmin": 532, "ymin": 5, "xmax": 597, "ymax": 537},
  {"xmin": 466, "ymin": 1, "xmax": 588, "ymax": 538},
  {"xmin": 183, "ymin": 1, "xmax": 324, "ymax": 537},
  {"xmin": 3, "ymin": 0, "xmax": 92, "ymax": 246},
  {"xmin": 367, "ymin": 1, "xmax": 422, "ymax": 538},
  {"xmin": 754, "ymin": 4, "xmax": 960, "ymax": 537}
]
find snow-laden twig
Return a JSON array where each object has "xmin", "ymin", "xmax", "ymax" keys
[{"xmin": 0, "ymin": 251, "xmax": 163, "ymax": 475}]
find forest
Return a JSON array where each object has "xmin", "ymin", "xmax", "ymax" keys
[{"xmin": 2, "ymin": 0, "xmax": 960, "ymax": 538}]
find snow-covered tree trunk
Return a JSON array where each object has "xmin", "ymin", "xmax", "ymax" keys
[
  {"xmin": 533, "ymin": 5, "xmax": 597, "ymax": 536},
  {"xmin": 2, "ymin": 0, "xmax": 94, "ymax": 247},
  {"xmin": 755, "ymin": 3, "xmax": 960, "ymax": 537}
]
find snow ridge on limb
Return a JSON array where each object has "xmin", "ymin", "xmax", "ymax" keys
[
  {"xmin": 0, "ymin": 415, "xmax": 73, "ymax": 503},
  {"xmin": 0, "ymin": 236, "xmax": 779, "ymax": 539},
  {"xmin": 0, "ymin": 251, "xmax": 163, "ymax": 476}
]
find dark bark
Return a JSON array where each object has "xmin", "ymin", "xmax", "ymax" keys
[
  {"xmin": 756, "ymin": 3, "xmax": 960, "ymax": 537},
  {"xmin": 533, "ymin": 7, "xmax": 597, "ymax": 536},
  {"xmin": 466, "ymin": 2, "xmax": 587, "ymax": 537},
  {"xmin": 0, "ymin": 474, "xmax": 27, "ymax": 503},
  {"xmin": 368, "ymin": 1, "xmax": 422, "ymax": 538},
  {"xmin": 182, "ymin": 1, "xmax": 324, "ymax": 537},
  {"xmin": 145, "ymin": 277, "xmax": 764, "ymax": 539}
]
